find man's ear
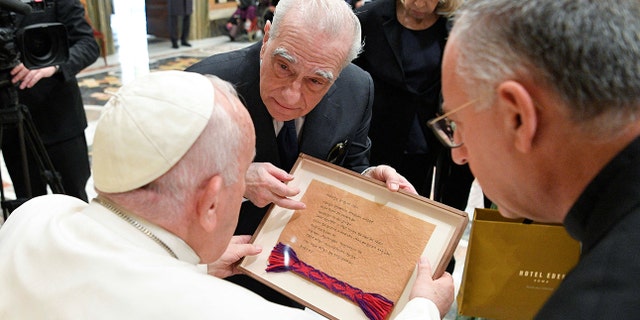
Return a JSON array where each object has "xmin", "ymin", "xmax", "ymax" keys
[
  {"xmin": 496, "ymin": 80, "xmax": 538, "ymax": 153},
  {"xmin": 261, "ymin": 20, "xmax": 271, "ymax": 53},
  {"xmin": 197, "ymin": 175, "xmax": 224, "ymax": 233}
]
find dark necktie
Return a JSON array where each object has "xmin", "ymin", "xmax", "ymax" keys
[{"xmin": 277, "ymin": 120, "xmax": 299, "ymax": 172}]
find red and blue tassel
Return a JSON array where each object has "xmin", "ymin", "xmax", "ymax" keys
[{"xmin": 267, "ymin": 242, "xmax": 394, "ymax": 320}]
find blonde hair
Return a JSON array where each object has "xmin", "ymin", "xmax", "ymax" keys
[{"xmin": 436, "ymin": 0, "xmax": 463, "ymax": 17}]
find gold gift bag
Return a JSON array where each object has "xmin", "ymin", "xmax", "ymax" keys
[{"xmin": 457, "ymin": 209, "xmax": 581, "ymax": 320}]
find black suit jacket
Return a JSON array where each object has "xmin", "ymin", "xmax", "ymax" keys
[
  {"xmin": 187, "ymin": 42, "xmax": 374, "ymax": 235},
  {"xmin": 15, "ymin": 0, "xmax": 99, "ymax": 144},
  {"xmin": 168, "ymin": 0, "xmax": 193, "ymax": 15},
  {"xmin": 536, "ymin": 137, "xmax": 640, "ymax": 319}
]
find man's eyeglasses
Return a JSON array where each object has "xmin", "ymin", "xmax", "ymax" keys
[{"xmin": 427, "ymin": 98, "xmax": 482, "ymax": 148}]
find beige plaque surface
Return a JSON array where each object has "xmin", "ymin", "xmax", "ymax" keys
[{"xmin": 278, "ymin": 179, "xmax": 435, "ymax": 303}]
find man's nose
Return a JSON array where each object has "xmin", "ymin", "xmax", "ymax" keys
[
  {"xmin": 451, "ymin": 145, "xmax": 468, "ymax": 165},
  {"xmin": 281, "ymin": 79, "xmax": 302, "ymax": 104}
]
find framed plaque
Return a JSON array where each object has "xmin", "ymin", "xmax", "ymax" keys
[{"xmin": 239, "ymin": 154, "xmax": 468, "ymax": 320}]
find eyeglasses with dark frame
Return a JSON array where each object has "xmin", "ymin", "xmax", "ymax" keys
[{"xmin": 427, "ymin": 98, "xmax": 482, "ymax": 148}]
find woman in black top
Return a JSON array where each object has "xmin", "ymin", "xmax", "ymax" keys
[{"xmin": 354, "ymin": 0, "xmax": 475, "ymax": 212}]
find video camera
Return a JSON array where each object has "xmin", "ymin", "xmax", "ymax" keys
[{"xmin": 0, "ymin": 0, "xmax": 69, "ymax": 71}]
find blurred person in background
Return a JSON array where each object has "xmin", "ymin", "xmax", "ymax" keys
[
  {"xmin": 168, "ymin": 0, "xmax": 192, "ymax": 48},
  {"xmin": 4, "ymin": 0, "xmax": 99, "ymax": 204},
  {"xmin": 353, "ymin": 0, "xmax": 474, "ymax": 225}
]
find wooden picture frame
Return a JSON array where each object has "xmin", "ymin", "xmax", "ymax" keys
[{"xmin": 239, "ymin": 154, "xmax": 468, "ymax": 320}]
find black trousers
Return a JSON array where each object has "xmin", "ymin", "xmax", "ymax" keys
[
  {"xmin": 169, "ymin": 14, "xmax": 191, "ymax": 43},
  {"xmin": 1, "ymin": 130, "xmax": 90, "ymax": 202}
]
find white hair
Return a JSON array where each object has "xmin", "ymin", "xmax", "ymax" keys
[{"xmin": 269, "ymin": 0, "xmax": 363, "ymax": 65}]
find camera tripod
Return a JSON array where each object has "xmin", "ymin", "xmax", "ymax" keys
[{"xmin": 0, "ymin": 71, "xmax": 64, "ymax": 220}]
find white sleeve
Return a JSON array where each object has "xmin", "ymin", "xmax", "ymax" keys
[{"xmin": 394, "ymin": 298, "xmax": 441, "ymax": 320}]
